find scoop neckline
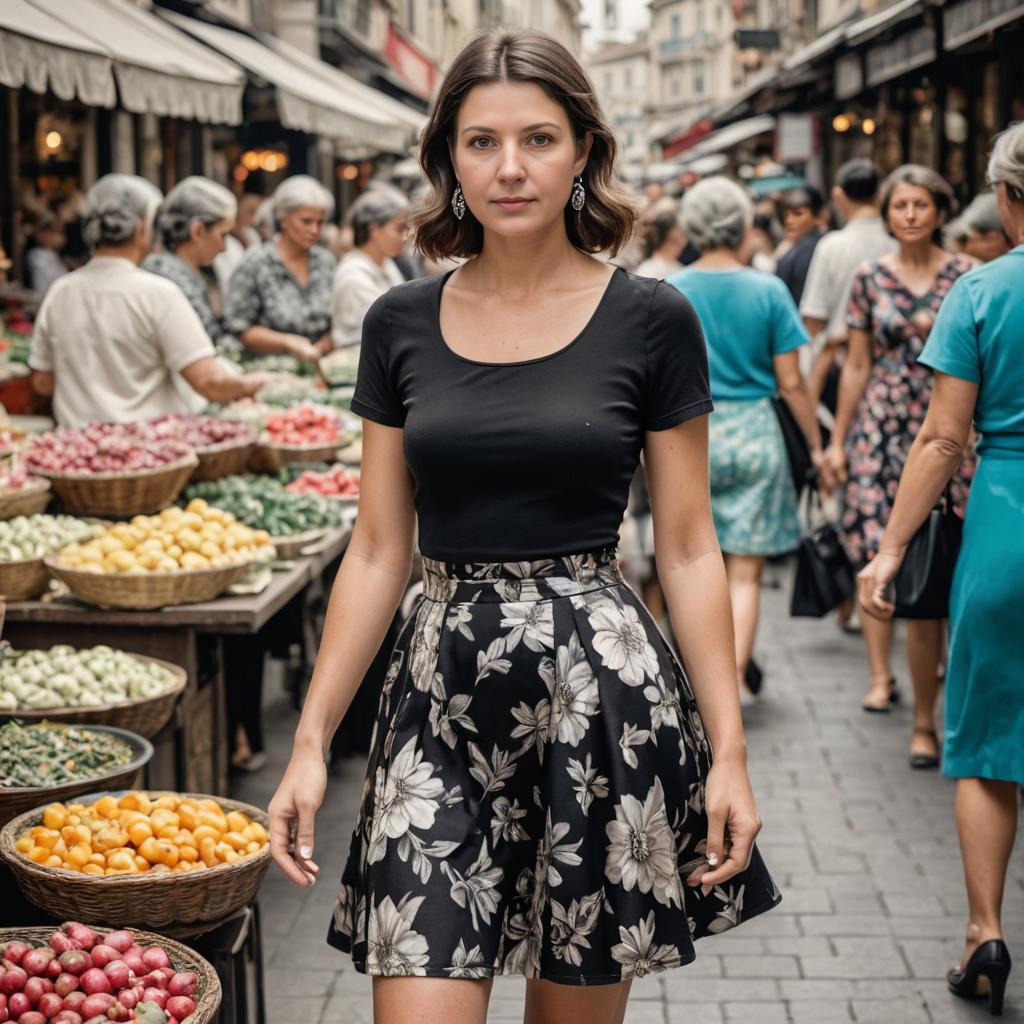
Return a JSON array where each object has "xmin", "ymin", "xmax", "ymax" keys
[{"xmin": 434, "ymin": 265, "xmax": 621, "ymax": 367}]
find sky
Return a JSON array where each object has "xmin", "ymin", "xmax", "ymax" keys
[{"xmin": 580, "ymin": 0, "xmax": 652, "ymax": 49}]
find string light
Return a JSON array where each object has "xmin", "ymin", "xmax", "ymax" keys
[
  {"xmin": 832, "ymin": 114, "xmax": 851, "ymax": 133},
  {"xmin": 862, "ymin": 118, "xmax": 876, "ymax": 135},
  {"xmin": 45, "ymin": 130, "xmax": 62, "ymax": 151}
]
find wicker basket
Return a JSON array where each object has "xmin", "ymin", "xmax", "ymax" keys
[
  {"xmin": 37, "ymin": 453, "xmax": 199, "ymax": 517},
  {"xmin": 0, "ymin": 655, "xmax": 187, "ymax": 738},
  {"xmin": 269, "ymin": 527, "xmax": 328, "ymax": 559},
  {"xmin": 0, "ymin": 478, "xmax": 51, "ymax": 520},
  {"xmin": 0, "ymin": 926, "xmax": 221, "ymax": 1023},
  {"xmin": 0, "ymin": 555, "xmax": 51, "ymax": 600},
  {"xmin": 44, "ymin": 557, "xmax": 250, "ymax": 610},
  {"xmin": 190, "ymin": 438, "xmax": 257, "ymax": 483},
  {"xmin": 249, "ymin": 441, "xmax": 340, "ymax": 474},
  {"xmin": 1, "ymin": 793, "xmax": 272, "ymax": 933},
  {"xmin": 0, "ymin": 725, "xmax": 152, "ymax": 829}
]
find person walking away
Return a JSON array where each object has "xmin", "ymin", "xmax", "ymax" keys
[
  {"xmin": 268, "ymin": 30, "xmax": 780, "ymax": 1024},
  {"xmin": 634, "ymin": 203, "xmax": 686, "ymax": 280},
  {"xmin": 959, "ymin": 192, "xmax": 1013, "ymax": 264},
  {"xmin": 28, "ymin": 174, "xmax": 264, "ymax": 427},
  {"xmin": 858, "ymin": 122, "xmax": 1024, "ymax": 1017},
  {"xmin": 331, "ymin": 189, "xmax": 409, "ymax": 349},
  {"xmin": 776, "ymin": 186, "xmax": 825, "ymax": 305},
  {"xmin": 223, "ymin": 175, "xmax": 336, "ymax": 364},
  {"xmin": 824, "ymin": 166, "xmax": 975, "ymax": 765},
  {"xmin": 667, "ymin": 177, "xmax": 829, "ymax": 704}
]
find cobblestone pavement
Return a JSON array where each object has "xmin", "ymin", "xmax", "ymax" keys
[{"xmin": 236, "ymin": 577, "xmax": 1024, "ymax": 1023}]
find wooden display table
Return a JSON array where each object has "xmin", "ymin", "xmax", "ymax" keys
[{"xmin": 2, "ymin": 527, "xmax": 351, "ymax": 794}]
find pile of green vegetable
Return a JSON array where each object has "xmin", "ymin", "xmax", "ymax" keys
[
  {"xmin": 0, "ymin": 644, "xmax": 172, "ymax": 712},
  {"xmin": 0, "ymin": 514, "xmax": 99, "ymax": 561},
  {"xmin": 0, "ymin": 720, "xmax": 134, "ymax": 788},
  {"xmin": 184, "ymin": 474, "xmax": 345, "ymax": 537}
]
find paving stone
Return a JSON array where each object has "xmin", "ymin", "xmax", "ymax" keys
[
  {"xmin": 722, "ymin": 955, "xmax": 801, "ymax": 978},
  {"xmin": 722, "ymin": 1001, "xmax": 789, "ymax": 1021},
  {"xmin": 851, "ymin": 996, "xmax": 930, "ymax": 1022},
  {"xmin": 786, "ymin": 999, "xmax": 854, "ymax": 1022}
]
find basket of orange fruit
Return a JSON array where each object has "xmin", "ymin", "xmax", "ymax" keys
[{"xmin": 0, "ymin": 790, "xmax": 271, "ymax": 934}]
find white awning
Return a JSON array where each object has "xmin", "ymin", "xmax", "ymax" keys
[
  {"xmin": 27, "ymin": 0, "xmax": 245, "ymax": 124},
  {"xmin": 845, "ymin": 0, "xmax": 923, "ymax": 44},
  {"xmin": 783, "ymin": 23, "xmax": 848, "ymax": 71},
  {"xmin": 0, "ymin": 0, "xmax": 115, "ymax": 108},
  {"xmin": 264, "ymin": 35, "xmax": 424, "ymax": 152},
  {"xmin": 680, "ymin": 114, "xmax": 776, "ymax": 163},
  {"xmin": 163, "ymin": 13, "xmax": 406, "ymax": 149}
]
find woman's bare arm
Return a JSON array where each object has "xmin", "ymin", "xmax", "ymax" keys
[
  {"xmin": 645, "ymin": 415, "xmax": 761, "ymax": 885},
  {"xmin": 241, "ymin": 326, "xmax": 319, "ymax": 363}
]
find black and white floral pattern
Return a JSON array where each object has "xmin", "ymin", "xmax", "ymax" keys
[
  {"xmin": 328, "ymin": 550, "xmax": 781, "ymax": 985},
  {"xmin": 222, "ymin": 239, "xmax": 335, "ymax": 343},
  {"xmin": 142, "ymin": 251, "xmax": 236, "ymax": 353}
]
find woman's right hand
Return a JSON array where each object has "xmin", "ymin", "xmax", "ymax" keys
[
  {"xmin": 284, "ymin": 334, "xmax": 321, "ymax": 364},
  {"xmin": 268, "ymin": 748, "xmax": 327, "ymax": 887},
  {"xmin": 823, "ymin": 443, "xmax": 847, "ymax": 488}
]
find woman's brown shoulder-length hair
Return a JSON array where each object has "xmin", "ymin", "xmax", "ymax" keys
[{"xmin": 410, "ymin": 29, "xmax": 638, "ymax": 261}]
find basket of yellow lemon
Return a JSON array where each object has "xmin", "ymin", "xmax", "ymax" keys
[
  {"xmin": 43, "ymin": 499, "xmax": 275, "ymax": 609},
  {"xmin": 1, "ymin": 790, "xmax": 271, "ymax": 933}
]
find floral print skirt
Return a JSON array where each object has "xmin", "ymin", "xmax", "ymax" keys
[{"xmin": 327, "ymin": 549, "xmax": 781, "ymax": 985}]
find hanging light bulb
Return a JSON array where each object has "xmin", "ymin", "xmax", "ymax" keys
[
  {"xmin": 832, "ymin": 114, "xmax": 851, "ymax": 133},
  {"xmin": 862, "ymin": 118, "xmax": 876, "ymax": 135}
]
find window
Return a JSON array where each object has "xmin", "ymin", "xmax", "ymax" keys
[
  {"xmin": 695, "ymin": 59, "xmax": 706, "ymax": 94},
  {"xmin": 605, "ymin": 71, "xmax": 614, "ymax": 93},
  {"xmin": 670, "ymin": 12, "xmax": 681, "ymax": 36},
  {"xmin": 697, "ymin": 0, "xmax": 706, "ymax": 31},
  {"xmin": 670, "ymin": 69, "xmax": 681, "ymax": 97},
  {"xmin": 624, "ymin": 66, "xmax": 633, "ymax": 89}
]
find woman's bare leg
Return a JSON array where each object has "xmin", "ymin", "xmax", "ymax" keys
[
  {"xmin": 725, "ymin": 553, "xmax": 765, "ymax": 687},
  {"xmin": 860, "ymin": 612, "xmax": 894, "ymax": 709},
  {"xmin": 905, "ymin": 619, "xmax": 942, "ymax": 757},
  {"xmin": 373, "ymin": 977, "xmax": 492, "ymax": 1024},
  {"xmin": 955, "ymin": 777, "xmax": 1018, "ymax": 972},
  {"xmin": 641, "ymin": 575, "xmax": 665, "ymax": 622},
  {"xmin": 525, "ymin": 977, "xmax": 633, "ymax": 1024}
]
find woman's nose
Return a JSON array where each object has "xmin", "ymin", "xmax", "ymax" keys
[{"xmin": 497, "ymin": 145, "xmax": 526, "ymax": 181}]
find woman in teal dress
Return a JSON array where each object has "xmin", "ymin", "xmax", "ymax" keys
[
  {"xmin": 859, "ymin": 124, "xmax": 1024, "ymax": 1017},
  {"xmin": 667, "ymin": 177, "xmax": 826, "ymax": 702}
]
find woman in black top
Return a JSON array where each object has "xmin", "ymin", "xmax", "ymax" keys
[{"xmin": 269, "ymin": 29, "xmax": 779, "ymax": 1022}]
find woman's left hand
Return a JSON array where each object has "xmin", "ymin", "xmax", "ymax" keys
[
  {"xmin": 857, "ymin": 550, "xmax": 903, "ymax": 621},
  {"xmin": 687, "ymin": 756, "xmax": 762, "ymax": 887}
]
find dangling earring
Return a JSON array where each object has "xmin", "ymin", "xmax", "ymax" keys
[
  {"xmin": 571, "ymin": 174, "xmax": 586, "ymax": 212},
  {"xmin": 451, "ymin": 183, "xmax": 466, "ymax": 221}
]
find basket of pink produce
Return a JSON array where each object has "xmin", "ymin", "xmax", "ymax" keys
[
  {"xmin": 0, "ymin": 466, "xmax": 51, "ymax": 519},
  {"xmin": 249, "ymin": 404, "xmax": 345, "ymax": 473},
  {"xmin": 285, "ymin": 464, "xmax": 360, "ymax": 505},
  {"xmin": 25, "ymin": 425, "xmax": 197, "ymax": 517},
  {"xmin": 145, "ymin": 415, "xmax": 257, "ymax": 483}
]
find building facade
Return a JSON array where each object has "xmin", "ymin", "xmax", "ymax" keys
[{"xmin": 584, "ymin": 39, "xmax": 650, "ymax": 170}]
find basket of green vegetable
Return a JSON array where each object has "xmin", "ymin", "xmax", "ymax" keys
[
  {"xmin": 0, "ymin": 722, "xmax": 152, "ymax": 828},
  {"xmin": 0, "ymin": 513, "xmax": 103, "ymax": 601},
  {"xmin": 183, "ymin": 475, "xmax": 345, "ymax": 552},
  {"xmin": 0, "ymin": 923, "xmax": 222, "ymax": 1023},
  {"xmin": 0, "ymin": 645, "xmax": 188, "ymax": 738}
]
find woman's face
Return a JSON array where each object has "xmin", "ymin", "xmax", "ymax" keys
[
  {"xmin": 886, "ymin": 181, "xmax": 941, "ymax": 244},
  {"xmin": 279, "ymin": 205, "xmax": 326, "ymax": 251},
  {"xmin": 368, "ymin": 211, "xmax": 408, "ymax": 259},
  {"xmin": 994, "ymin": 181, "xmax": 1023, "ymax": 245},
  {"xmin": 191, "ymin": 217, "xmax": 234, "ymax": 266},
  {"xmin": 450, "ymin": 80, "xmax": 591, "ymax": 243}
]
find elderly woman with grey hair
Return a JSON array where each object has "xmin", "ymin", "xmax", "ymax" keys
[
  {"xmin": 29, "ymin": 174, "xmax": 264, "ymax": 427},
  {"xmin": 224, "ymin": 174, "xmax": 337, "ymax": 363},
  {"xmin": 143, "ymin": 176, "xmax": 238, "ymax": 352},
  {"xmin": 330, "ymin": 188, "xmax": 409, "ymax": 348},
  {"xmin": 958, "ymin": 192, "xmax": 1012, "ymax": 264},
  {"xmin": 666, "ymin": 176, "xmax": 825, "ymax": 703},
  {"xmin": 858, "ymin": 124, "xmax": 1024, "ymax": 1016},
  {"xmin": 825, "ymin": 164, "xmax": 975, "ymax": 742}
]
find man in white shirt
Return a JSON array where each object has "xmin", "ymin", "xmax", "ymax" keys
[
  {"xmin": 30, "ymin": 174, "xmax": 265, "ymax": 428},
  {"xmin": 799, "ymin": 159, "xmax": 897, "ymax": 401}
]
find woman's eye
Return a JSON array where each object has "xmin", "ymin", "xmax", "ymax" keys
[
  {"xmin": 529, "ymin": 134, "xmax": 552, "ymax": 146},
  {"xmin": 470, "ymin": 137, "xmax": 492, "ymax": 149}
]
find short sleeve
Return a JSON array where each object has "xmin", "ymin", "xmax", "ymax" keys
[
  {"xmin": 350, "ymin": 292, "xmax": 406, "ymax": 427},
  {"xmin": 919, "ymin": 276, "xmax": 981, "ymax": 383},
  {"xmin": 798, "ymin": 238, "xmax": 831, "ymax": 320},
  {"xmin": 768, "ymin": 275, "xmax": 810, "ymax": 356},
  {"xmin": 28, "ymin": 293, "xmax": 55, "ymax": 372},
  {"xmin": 222, "ymin": 254, "xmax": 263, "ymax": 336},
  {"xmin": 643, "ymin": 281, "xmax": 713, "ymax": 431},
  {"xmin": 156, "ymin": 286, "xmax": 216, "ymax": 372},
  {"xmin": 846, "ymin": 263, "xmax": 873, "ymax": 331}
]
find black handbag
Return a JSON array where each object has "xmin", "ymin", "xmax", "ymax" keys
[
  {"xmin": 893, "ymin": 485, "xmax": 963, "ymax": 620},
  {"xmin": 791, "ymin": 496, "xmax": 855, "ymax": 617},
  {"xmin": 771, "ymin": 394, "xmax": 813, "ymax": 494}
]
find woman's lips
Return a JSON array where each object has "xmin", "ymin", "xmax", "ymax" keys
[{"xmin": 493, "ymin": 199, "xmax": 534, "ymax": 211}]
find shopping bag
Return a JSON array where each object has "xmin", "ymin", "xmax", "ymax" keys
[
  {"xmin": 771, "ymin": 394, "xmax": 813, "ymax": 495},
  {"xmin": 790, "ymin": 493, "xmax": 854, "ymax": 617},
  {"xmin": 893, "ymin": 485, "xmax": 963, "ymax": 620}
]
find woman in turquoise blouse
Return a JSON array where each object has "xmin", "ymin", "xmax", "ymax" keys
[
  {"xmin": 667, "ymin": 177, "xmax": 826, "ymax": 702},
  {"xmin": 859, "ymin": 124, "xmax": 1024, "ymax": 1017}
]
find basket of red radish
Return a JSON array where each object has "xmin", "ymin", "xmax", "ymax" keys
[
  {"xmin": 249, "ymin": 404, "xmax": 344, "ymax": 473},
  {"xmin": 143, "ymin": 417, "xmax": 256, "ymax": 485},
  {"xmin": 284, "ymin": 464, "xmax": 360, "ymax": 504},
  {"xmin": 0, "ymin": 468, "xmax": 50, "ymax": 521},
  {"xmin": 25, "ymin": 427, "xmax": 196, "ymax": 518},
  {"xmin": 0, "ymin": 920, "xmax": 220, "ymax": 1023}
]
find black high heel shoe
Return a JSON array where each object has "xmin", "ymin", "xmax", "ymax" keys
[{"xmin": 947, "ymin": 939, "xmax": 1012, "ymax": 1016}]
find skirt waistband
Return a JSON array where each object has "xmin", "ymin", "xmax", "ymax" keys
[{"xmin": 422, "ymin": 546, "xmax": 622, "ymax": 603}]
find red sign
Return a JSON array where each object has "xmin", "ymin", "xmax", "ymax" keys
[
  {"xmin": 386, "ymin": 24, "xmax": 439, "ymax": 100},
  {"xmin": 662, "ymin": 120, "xmax": 714, "ymax": 159}
]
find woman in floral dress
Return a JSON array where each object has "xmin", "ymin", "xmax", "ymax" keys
[
  {"xmin": 825, "ymin": 165, "xmax": 974, "ymax": 764},
  {"xmin": 268, "ymin": 28, "xmax": 779, "ymax": 1024}
]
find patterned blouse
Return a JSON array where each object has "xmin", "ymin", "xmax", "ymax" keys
[
  {"xmin": 142, "ymin": 251, "xmax": 234, "ymax": 353},
  {"xmin": 223, "ymin": 239, "xmax": 336, "ymax": 344}
]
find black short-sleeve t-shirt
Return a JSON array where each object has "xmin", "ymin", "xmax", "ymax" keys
[{"xmin": 351, "ymin": 266, "xmax": 712, "ymax": 562}]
